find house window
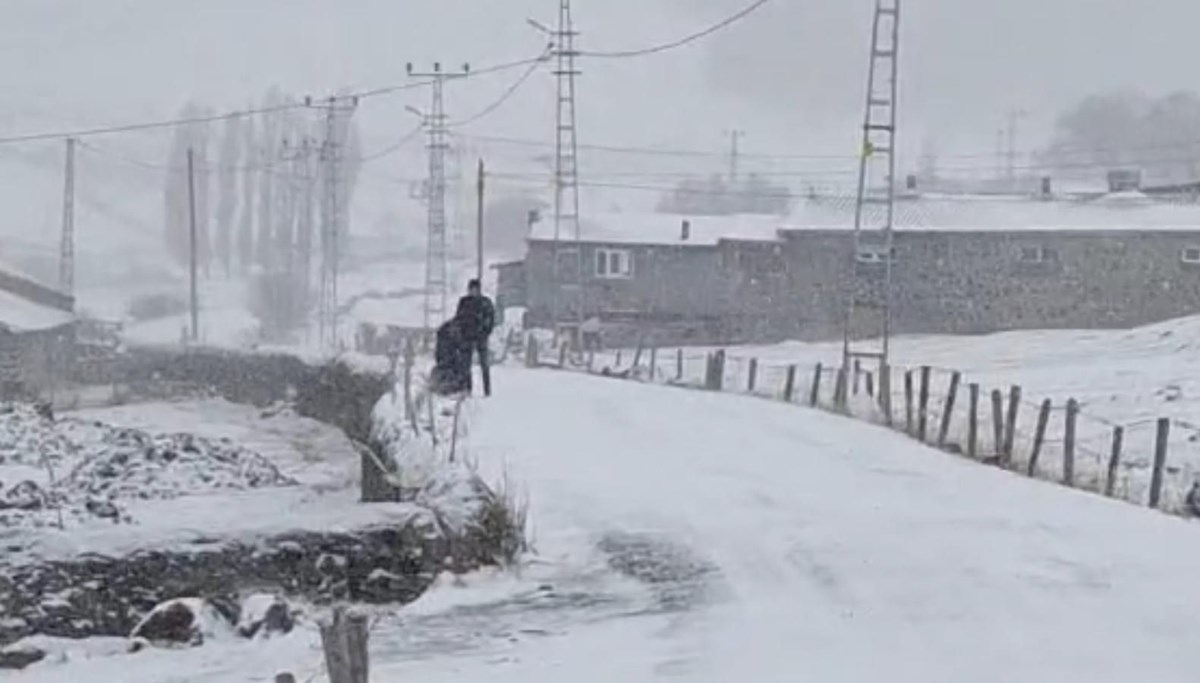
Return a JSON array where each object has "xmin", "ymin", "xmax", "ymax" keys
[
  {"xmin": 1182, "ymin": 247, "xmax": 1200, "ymax": 264},
  {"xmin": 855, "ymin": 244, "xmax": 895, "ymax": 264},
  {"xmin": 595, "ymin": 248, "xmax": 633, "ymax": 279},
  {"xmin": 1019, "ymin": 245, "xmax": 1058, "ymax": 263}
]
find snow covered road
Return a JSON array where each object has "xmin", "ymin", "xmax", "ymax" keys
[{"xmin": 451, "ymin": 366, "xmax": 1200, "ymax": 682}]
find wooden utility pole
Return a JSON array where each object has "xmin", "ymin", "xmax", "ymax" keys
[
  {"xmin": 187, "ymin": 147, "xmax": 200, "ymax": 343},
  {"xmin": 476, "ymin": 158, "xmax": 485, "ymax": 282},
  {"xmin": 59, "ymin": 137, "xmax": 76, "ymax": 294}
]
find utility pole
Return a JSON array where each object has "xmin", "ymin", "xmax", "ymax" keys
[
  {"xmin": 1004, "ymin": 108, "xmax": 1029, "ymax": 189},
  {"xmin": 531, "ymin": 0, "xmax": 584, "ymax": 341},
  {"xmin": 726, "ymin": 129, "xmax": 744, "ymax": 182},
  {"xmin": 408, "ymin": 62, "xmax": 470, "ymax": 333},
  {"xmin": 58, "ymin": 137, "xmax": 76, "ymax": 295},
  {"xmin": 187, "ymin": 147, "xmax": 200, "ymax": 343},
  {"xmin": 841, "ymin": 0, "xmax": 900, "ymax": 409},
  {"xmin": 307, "ymin": 95, "xmax": 359, "ymax": 351},
  {"xmin": 476, "ymin": 158, "xmax": 485, "ymax": 282}
]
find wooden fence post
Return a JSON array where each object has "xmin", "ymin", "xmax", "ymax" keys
[
  {"xmin": 853, "ymin": 359, "xmax": 862, "ymax": 395},
  {"xmin": 616, "ymin": 349, "xmax": 623, "ymax": 367},
  {"xmin": 588, "ymin": 350, "xmax": 595, "ymax": 372},
  {"xmin": 649, "ymin": 347, "xmax": 658, "ymax": 382},
  {"xmin": 747, "ymin": 358, "xmax": 759, "ymax": 393},
  {"xmin": 403, "ymin": 337, "xmax": 416, "ymax": 433},
  {"xmin": 917, "ymin": 366, "xmax": 931, "ymax": 442},
  {"xmin": 864, "ymin": 371, "xmax": 875, "ymax": 398},
  {"xmin": 703, "ymin": 353, "xmax": 714, "ymax": 390},
  {"xmin": 967, "ymin": 383, "xmax": 979, "ymax": 458},
  {"xmin": 524, "ymin": 334, "xmax": 539, "ymax": 368},
  {"xmin": 1149, "ymin": 418, "xmax": 1170, "ymax": 509},
  {"xmin": 676, "ymin": 349, "xmax": 684, "ymax": 382},
  {"xmin": 879, "ymin": 364, "xmax": 893, "ymax": 426},
  {"xmin": 320, "ymin": 606, "xmax": 369, "ymax": 683},
  {"xmin": 1063, "ymin": 398, "xmax": 1078, "ymax": 486},
  {"xmin": 834, "ymin": 366, "xmax": 849, "ymax": 410},
  {"xmin": 783, "ymin": 365, "xmax": 797, "ymax": 402},
  {"xmin": 991, "ymin": 389, "xmax": 1004, "ymax": 456},
  {"xmin": 1027, "ymin": 399, "xmax": 1052, "ymax": 476},
  {"xmin": 1002, "ymin": 385, "xmax": 1022, "ymax": 467},
  {"xmin": 809, "ymin": 363, "xmax": 823, "ymax": 407},
  {"xmin": 1105, "ymin": 426, "xmax": 1124, "ymax": 497},
  {"xmin": 904, "ymin": 370, "xmax": 914, "ymax": 434},
  {"xmin": 936, "ymin": 371, "xmax": 961, "ymax": 449},
  {"xmin": 716, "ymin": 350, "xmax": 726, "ymax": 391},
  {"xmin": 558, "ymin": 343, "xmax": 568, "ymax": 368}
]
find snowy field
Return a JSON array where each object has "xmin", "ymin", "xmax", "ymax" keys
[
  {"xmin": 0, "ymin": 398, "xmax": 388, "ymax": 564},
  {"xmin": 20, "ymin": 365, "xmax": 1200, "ymax": 682},
  {"xmin": 582, "ymin": 314, "xmax": 1200, "ymax": 510}
]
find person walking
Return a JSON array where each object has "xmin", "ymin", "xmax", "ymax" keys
[{"xmin": 454, "ymin": 278, "xmax": 496, "ymax": 396}]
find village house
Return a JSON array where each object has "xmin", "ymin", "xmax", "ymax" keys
[
  {"xmin": 498, "ymin": 190, "xmax": 1200, "ymax": 346},
  {"xmin": 0, "ymin": 266, "xmax": 76, "ymax": 399}
]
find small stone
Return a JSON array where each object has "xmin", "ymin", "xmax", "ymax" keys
[{"xmin": 236, "ymin": 594, "xmax": 294, "ymax": 639}]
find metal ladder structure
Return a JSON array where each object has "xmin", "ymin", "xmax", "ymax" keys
[
  {"xmin": 840, "ymin": 0, "xmax": 901, "ymax": 409},
  {"xmin": 549, "ymin": 0, "xmax": 585, "ymax": 344}
]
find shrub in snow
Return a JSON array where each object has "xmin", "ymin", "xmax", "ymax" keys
[
  {"xmin": 130, "ymin": 598, "xmax": 233, "ymax": 648},
  {"xmin": 0, "ymin": 640, "xmax": 46, "ymax": 670},
  {"xmin": 236, "ymin": 594, "xmax": 294, "ymax": 639}
]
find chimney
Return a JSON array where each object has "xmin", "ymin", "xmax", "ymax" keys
[
  {"xmin": 1040, "ymin": 176, "xmax": 1052, "ymax": 198},
  {"xmin": 681, "ymin": 220, "xmax": 691, "ymax": 242}
]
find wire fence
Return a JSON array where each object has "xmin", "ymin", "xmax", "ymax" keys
[{"xmin": 518, "ymin": 337, "xmax": 1200, "ymax": 519}]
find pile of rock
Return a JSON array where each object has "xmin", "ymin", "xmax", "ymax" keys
[
  {"xmin": 2, "ymin": 594, "xmax": 296, "ymax": 670},
  {"xmin": 0, "ymin": 403, "xmax": 295, "ymax": 529}
]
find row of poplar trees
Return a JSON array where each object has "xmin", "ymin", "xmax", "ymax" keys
[{"xmin": 161, "ymin": 88, "xmax": 363, "ymax": 282}]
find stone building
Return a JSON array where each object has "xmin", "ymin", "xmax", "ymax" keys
[
  {"xmin": 0, "ymin": 266, "xmax": 75, "ymax": 399},
  {"xmin": 500, "ymin": 193, "xmax": 1200, "ymax": 345}
]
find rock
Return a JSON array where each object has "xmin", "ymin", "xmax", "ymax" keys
[
  {"xmin": 236, "ymin": 594, "xmax": 294, "ymax": 639},
  {"xmin": 130, "ymin": 598, "xmax": 232, "ymax": 648},
  {"xmin": 0, "ymin": 641, "xmax": 45, "ymax": 670}
]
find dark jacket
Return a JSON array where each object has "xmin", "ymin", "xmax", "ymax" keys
[
  {"xmin": 455, "ymin": 294, "xmax": 495, "ymax": 343},
  {"xmin": 432, "ymin": 319, "xmax": 470, "ymax": 394}
]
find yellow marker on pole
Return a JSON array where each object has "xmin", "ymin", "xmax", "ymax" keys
[{"xmin": 863, "ymin": 140, "xmax": 876, "ymax": 158}]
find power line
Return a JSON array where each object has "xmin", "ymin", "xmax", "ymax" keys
[
  {"xmin": 455, "ymin": 132, "xmax": 858, "ymax": 160},
  {"xmin": 356, "ymin": 126, "xmax": 425, "ymax": 163},
  {"xmin": 581, "ymin": 0, "xmax": 773, "ymax": 58},
  {"xmin": 448, "ymin": 48, "xmax": 553, "ymax": 128},
  {"xmin": 0, "ymin": 51, "xmax": 548, "ymax": 148}
]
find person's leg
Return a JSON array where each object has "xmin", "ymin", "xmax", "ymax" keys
[{"xmin": 477, "ymin": 339, "xmax": 492, "ymax": 396}]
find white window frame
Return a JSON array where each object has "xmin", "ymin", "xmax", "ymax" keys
[
  {"xmin": 1182, "ymin": 247, "xmax": 1200, "ymax": 264},
  {"xmin": 595, "ymin": 248, "xmax": 633, "ymax": 279},
  {"xmin": 1019, "ymin": 245, "xmax": 1057, "ymax": 264},
  {"xmin": 855, "ymin": 244, "xmax": 894, "ymax": 264}
]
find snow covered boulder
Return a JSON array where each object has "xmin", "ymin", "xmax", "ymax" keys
[
  {"xmin": 129, "ymin": 598, "xmax": 232, "ymax": 648},
  {"xmin": 0, "ymin": 640, "xmax": 45, "ymax": 670},
  {"xmin": 236, "ymin": 594, "xmax": 294, "ymax": 639}
]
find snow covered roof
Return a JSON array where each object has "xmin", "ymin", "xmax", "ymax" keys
[
  {"xmin": 527, "ymin": 192, "xmax": 1200, "ymax": 247},
  {"xmin": 0, "ymin": 288, "xmax": 74, "ymax": 333},
  {"xmin": 528, "ymin": 212, "xmax": 783, "ymax": 247}
]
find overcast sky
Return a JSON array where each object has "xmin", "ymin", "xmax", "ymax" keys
[
  {"xmin": 3, "ymin": 0, "xmax": 1200, "ymax": 251},
  {"xmin": 6, "ymin": 1, "xmax": 1200, "ymax": 159}
]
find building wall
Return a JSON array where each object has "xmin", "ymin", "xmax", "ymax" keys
[
  {"xmin": 775, "ymin": 230, "xmax": 1200, "ymax": 339},
  {"xmin": 523, "ymin": 240, "xmax": 725, "ymax": 326},
  {"xmin": 0, "ymin": 326, "xmax": 75, "ymax": 400},
  {"xmin": 520, "ymin": 230, "xmax": 1200, "ymax": 344}
]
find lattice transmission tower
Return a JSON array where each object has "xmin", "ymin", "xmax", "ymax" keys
[
  {"xmin": 409, "ymin": 62, "xmax": 470, "ymax": 333},
  {"xmin": 840, "ymin": 0, "xmax": 901, "ymax": 410}
]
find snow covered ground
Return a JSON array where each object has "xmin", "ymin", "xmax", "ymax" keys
[
  {"xmin": 21, "ymin": 365, "xmax": 1200, "ymax": 682},
  {"xmin": 583, "ymin": 314, "xmax": 1200, "ymax": 509},
  {"xmin": 1, "ymin": 399, "xmax": 381, "ymax": 564}
]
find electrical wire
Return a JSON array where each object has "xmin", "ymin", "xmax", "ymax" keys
[
  {"xmin": 357, "ymin": 126, "xmax": 426, "ymax": 164},
  {"xmin": 448, "ymin": 48, "xmax": 553, "ymax": 129},
  {"xmin": 582, "ymin": 0, "xmax": 772, "ymax": 58},
  {"xmin": 0, "ymin": 51, "xmax": 549, "ymax": 147}
]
